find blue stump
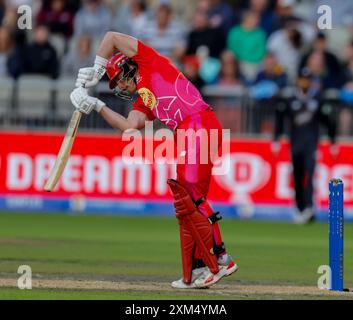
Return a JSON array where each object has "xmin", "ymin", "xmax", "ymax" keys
[{"xmin": 329, "ymin": 178, "xmax": 344, "ymax": 291}]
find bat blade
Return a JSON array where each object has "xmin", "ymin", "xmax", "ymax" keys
[{"xmin": 44, "ymin": 110, "xmax": 82, "ymax": 192}]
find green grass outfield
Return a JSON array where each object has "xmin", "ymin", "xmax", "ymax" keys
[{"xmin": 0, "ymin": 212, "xmax": 353, "ymax": 300}]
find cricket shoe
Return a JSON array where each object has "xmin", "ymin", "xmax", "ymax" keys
[
  {"xmin": 171, "ymin": 267, "xmax": 207, "ymax": 289},
  {"xmin": 193, "ymin": 266, "xmax": 229, "ymax": 288},
  {"xmin": 218, "ymin": 254, "xmax": 238, "ymax": 277},
  {"xmin": 293, "ymin": 208, "xmax": 315, "ymax": 225}
]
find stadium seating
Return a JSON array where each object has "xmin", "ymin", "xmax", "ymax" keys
[
  {"xmin": 16, "ymin": 75, "xmax": 56, "ymax": 119},
  {"xmin": 55, "ymin": 77, "xmax": 76, "ymax": 120},
  {"xmin": 0, "ymin": 77, "xmax": 14, "ymax": 119}
]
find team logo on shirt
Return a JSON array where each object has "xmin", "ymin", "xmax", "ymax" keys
[{"xmin": 138, "ymin": 88, "xmax": 157, "ymax": 110}]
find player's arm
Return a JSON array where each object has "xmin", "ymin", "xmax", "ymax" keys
[
  {"xmin": 271, "ymin": 99, "xmax": 288, "ymax": 156},
  {"xmin": 70, "ymin": 87, "xmax": 147, "ymax": 132},
  {"xmin": 97, "ymin": 32, "xmax": 138, "ymax": 59},
  {"xmin": 76, "ymin": 32, "xmax": 138, "ymax": 88},
  {"xmin": 318, "ymin": 100, "xmax": 336, "ymax": 145},
  {"xmin": 273, "ymin": 98, "xmax": 288, "ymax": 141},
  {"xmin": 318, "ymin": 99, "xmax": 338, "ymax": 157},
  {"xmin": 99, "ymin": 107, "xmax": 147, "ymax": 132}
]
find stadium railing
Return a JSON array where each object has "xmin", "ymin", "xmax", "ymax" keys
[{"xmin": 0, "ymin": 76, "xmax": 350, "ymax": 136}]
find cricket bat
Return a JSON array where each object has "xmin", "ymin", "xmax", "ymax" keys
[{"xmin": 44, "ymin": 110, "xmax": 82, "ymax": 192}]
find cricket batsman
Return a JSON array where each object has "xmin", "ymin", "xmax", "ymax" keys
[{"xmin": 70, "ymin": 31, "xmax": 237, "ymax": 288}]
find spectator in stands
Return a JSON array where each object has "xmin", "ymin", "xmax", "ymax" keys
[
  {"xmin": 273, "ymin": 0, "xmax": 316, "ymax": 46},
  {"xmin": 251, "ymin": 52, "xmax": 287, "ymax": 133},
  {"xmin": 7, "ymin": 28, "xmax": 27, "ymax": 79},
  {"xmin": 113, "ymin": 0, "xmax": 149, "ymax": 37},
  {"xmin": 342, "ymin": 40, "xmax": 353, "ymax": 86},
  {"xmin": 61, "ymin": 35, "xmax": 94, "ymax": 76},
  {"xmin": 41, "ymin": 0, "xmax": 81, "ymax": 13},
  {"xmin": 1, "ymin": 4, "xmax": 19, "ymax": 30},
  {"xmin": 337, "ymin": 40, "xmax": 353, "ymax": 136},
  {"xmin": 247, "ymin": 0, "xmax": 275, "ymax": 37},
  {"xmin": 0, "ymin": 26, "xmax": 12, "ymax": 77},
  {"xmin": 267, "ymin": 20, "xmax": 314, "ymax": 83},
  {"xmin": 216, "ymin": 50, "xmax": 245, "ymax": 86},
  {"xmin": 303, "ymin": 50, "xmax": 340, "ymax": 91},
  {"xmin": 64, "ymin": 0, "xmax": 82, "ymax": 13},
  {"xmin": 182, "ymin": 55, "xmax": 205, "ymax": 90},
  {"xmin": 253, "ymin": 52, "xmax": 288, "ymax": 91},
  {"xmin": 213, "ymin": 50, "xmax": 245, "ymax": 133},
  {"xmin": 196, "ymin": 45, "xmax": 221, "ymax": 85},
  {"xmin": 227, "ymin": 11, "xmax": 266, "ymax": 81},
  {"xmin": 26, "ymin": 24, "xmax": 60, "ymax": 78},
  {"xmin": 37, "ymin": 0, "xmax": 74, "ymax": 39},
  {"xmin": 273, "ymin": 0, "xmax": 304, "ymax": 31},
  {"xmin": 138, "ymin": 3, "xmax": 186, "ymax": 59},
  {"xmin": 8, "ymin": 24, "xmax": 59, "ymax": 79},
  {"xmin": 208, "ymin": 0, "xmax": 237, "ymax": 36},
  {"xmin": 183, "ymin": 6, "xmax": 225, "ymax": 59},
  {"xmin": 196, "ymin": 0, "xmax": 211, "ymax": 13},
  {"xmin": 299, "ymin": 33, "xmax": 343, "ymax": 89},
  {"xmin": 311, "ymin": 0, "xmax": 353, "ymax": 60},
  {"xmin": 74, "ymin": 0, "xmax": 112, "ymax": 39}
]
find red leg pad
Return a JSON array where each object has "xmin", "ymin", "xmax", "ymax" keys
[
  {"xmin": 178, "ymin": 219, "xmax": 195, "ymax": 284},
  {"xmin": 183, "ymin": 211, "xmax": 219, "ymax": 274},
  {"xmin": 168, "ymin": 179, "xmax": 219, "ymax": 278}
]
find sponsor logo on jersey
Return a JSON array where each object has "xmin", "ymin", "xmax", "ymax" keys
[{"xmin": 138, "ymin": 88, "xmax": 157, "ymax": 110}]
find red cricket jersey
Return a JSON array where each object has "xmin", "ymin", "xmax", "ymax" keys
[{"xmin": 131, "ymin": 41, "xmax": 210, "ymax": 130}]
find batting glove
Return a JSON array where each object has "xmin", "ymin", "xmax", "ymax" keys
[
  {"xmin": 70, "ymin": 87, "xmax": 105, "ymax": 114},
  {"xmin": 75, "ymin": 55, "xmax": 108, "ymax": 88}
]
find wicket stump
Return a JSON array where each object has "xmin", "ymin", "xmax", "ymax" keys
[{"xmin": 328, "ymin": 178, "xmax": 344, "ymax": 291}]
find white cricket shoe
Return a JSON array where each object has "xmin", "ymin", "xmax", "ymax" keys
[
  {"xmin": 172, "ymin": 254, "xmax": 238, "ymax": 289},
  {"xmin": 218, "ymin": 254, "xmax": 238, "ymax": 276},
  {"xmin": 171, "ymin": 267, "xmax": 206, "ymax": 289},
  {"xmin": 293, "ymin": 208, "xmax": 315, "ymax": 225},
  {"xmin": 193, "ymin": 254, "xmax": 239, "ymax": 288},
  {"xmin": 193, "ymin": 266, "xmax": 229, "ymax": 288}
]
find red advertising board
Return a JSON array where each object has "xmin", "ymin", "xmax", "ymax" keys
[{"xmin": 1, "ymin": 131, "xmax": 353, "ymax": 214}]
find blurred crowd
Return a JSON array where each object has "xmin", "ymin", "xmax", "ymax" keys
[{"xmin": 1, "ymin": 0, "xmax": 353, "ymax": 133}]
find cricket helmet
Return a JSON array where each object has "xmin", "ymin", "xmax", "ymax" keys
[
  {"xmin": 106, "ymin": 52, "xmax": 138, "ymax": 100},
  {"xmin": 107, "ymin": 52, "xmax": 128, "ymax": 89}
]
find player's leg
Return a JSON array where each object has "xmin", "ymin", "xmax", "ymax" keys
[
  {"xmin": 304, "ymin": 147, "xmax": 316, "ymax": 208},
  {"xmin": 292, "ymin": 150, "xmax": 306, "ymax": 213},
  {"xmin": 301, "ymin": 146, "xmax": 317, "ymax": 222},
  {"xmin": 179, "ymin": 110, "xmax": 227, "ymax": 254},
  {"xmin": 176, "ymin": 110, "xmax": 237, "ymax": 279},
  {"xmin": 171, "ymin": 162, "xmax": 223, "ymax": 288},
  {"xmin": 177, "ymin": 162, "xmax": 225, "ymax": 247},
  {"xmin": 168, "ymin": 179, "xmax": 229, "ymax": 288},
  {"xmin": 177, "ymin": 164, "xmax": 235, "ymax": 269}
]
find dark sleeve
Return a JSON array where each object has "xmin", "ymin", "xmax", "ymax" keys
[
  {"xmin": 274, "ymin": 99, "xmax": 288, "ymax": 141},
  {"xmin": 327, "ymin": 53, "xmax": 344, "ymax": 87},
  {"xmin": 319, "ymin": 101, "xmax": 337, "ymax": 144}
]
